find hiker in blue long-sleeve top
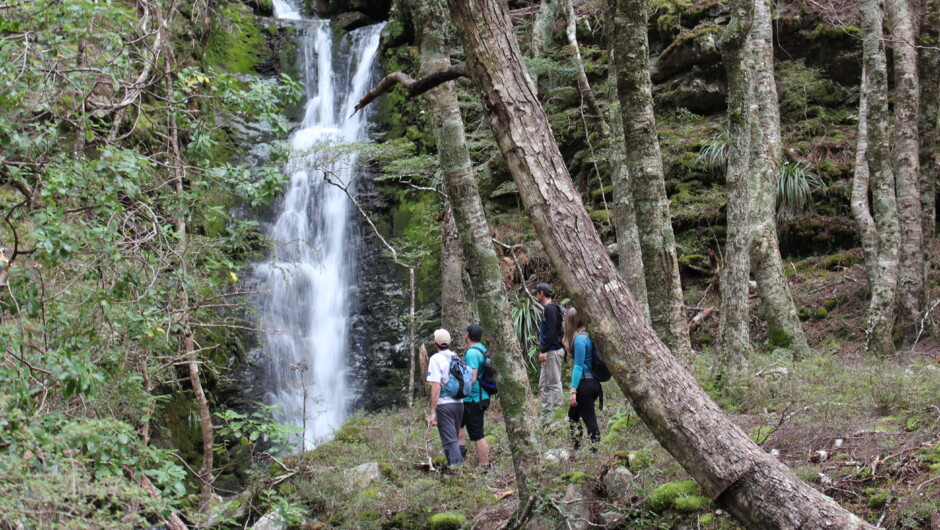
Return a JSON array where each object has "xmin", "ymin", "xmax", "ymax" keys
[{"xmin": 563, "ymin": 308, "xmax": 602, "ymax": 452}]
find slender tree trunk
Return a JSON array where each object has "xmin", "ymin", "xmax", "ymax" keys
[
  {"xmin": 446, "ymin": 0, "xmax": 871, "ymax": 526},
  {"xmin": 407, "ymin": 266, "xmax": 416, "ymax": 409},
  {"xmin": 165, "ymin": 48, "xmax": 214, "ymax": 511},
  {"xmin": 747, "ymin": 0, "xmax": 810, "ymax": 357},
  {"xmin": 562, "ymin": 0, "xmax": 607, "ymax": 134},
  {"xmin": 852, "ymin": 71, "xmax": 879, "ymax": 286},
  {"xmin": 530, "ymin": 0, "xmax": 559, "ymax": 94},
  {"xmin": 610, "ymin": 0, "xmax": 692, "ymax": 359},
  {"xmin": 607, "ymin": 54, "xmax": 649, "ymax": 315},
  {"xmin": 412, "ymin": 0, "xmax": 541, "ymax": 512},
  {"xmin": 887, "ymin": 0, "xmax": 926, "ymax": 342},
  {"xmin": 861, "ymin": 0, "xmax": 901, "ymax": 356},
  {"xmin": 716, "ymin": 0, "xmax": 754, "ymax": 376},
  {"xmin": 918, "ymin": 0, "xmax": 939, "ymax": 266},
  {"xmin": 441, "ymin": 206, "xmax": 475, "ymax": 344}
]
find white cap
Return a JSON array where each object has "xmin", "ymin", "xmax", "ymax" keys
[{"xmin": 434, "ymin": 328, "xmax": 452, "ymax": 347}]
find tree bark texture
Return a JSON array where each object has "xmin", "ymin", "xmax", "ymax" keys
[
  {"xmin": 529, "ymin": 0, "xmax": 559, "ymax": 95},
  {"xmin": 562, "ymin": 0, "xmax": 608, "ymax": 134},
  {"xmin": 411, "ymin": 0, "xmax": 541, "ymax": 509},
  {"xmin": 441, "ymin": 206, "xmax": 475, "ymax": 345},
  {"xmin": 852, "ymin": 71, "xmax": 879, "ymax": 287},
  {"xmin": 716, "ymin": 0, "xmax": 754, "ymax": 376},
  {"xmin": 607, "ymin": 50, "xmax": 649, "ymax": 316},
  {"xmin": 447, "ymin": 0, "xmax": 872, "ymax": 526},
  {"xmin": 861, "ymin": 0, "xmax": 901, "ymax": 356},
  {"xmin": 918, "ymin": 0, "xmax": 939, "ymax": 266},
  {"xmin": 747, "ymin": 0, "xmax": 809, "ymax": 357},
  {"xmin": 610, "ymin": 0, "xmax": 692, "ymax": 359},
  {"xmin": 887, "ymin": 0, "xmax": 926, "ymax": 341}
]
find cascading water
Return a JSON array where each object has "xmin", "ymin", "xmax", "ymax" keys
[{"xmin": 255, "ymin": 2, "xmax": 384, "ymax": 450}]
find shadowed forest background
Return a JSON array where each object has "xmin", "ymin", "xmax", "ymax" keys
[{"xmin": 0, "ymin": 0, "xmax": 938, "ymax": 528}]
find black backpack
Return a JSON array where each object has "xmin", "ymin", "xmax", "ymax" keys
[
  {"xmin": 586, "ymin": 334, "xmax": 611, "ymax": 382},
  {"xmin": 469, "ymin": 344, "xmax": 498, "ymax": 395}
]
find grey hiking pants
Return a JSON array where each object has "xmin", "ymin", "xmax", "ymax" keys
[
  {"xmin": 539, "ymin": 348, "xmax": 565, "ymax": 414},
  {"xmin": 436, "ymin": 402, "xmax": 464, "ymax": 466}
]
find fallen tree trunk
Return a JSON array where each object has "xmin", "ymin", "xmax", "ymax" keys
[{"xmin": 445, "ymin": 0, "xmax": 871, "ymax": 526}]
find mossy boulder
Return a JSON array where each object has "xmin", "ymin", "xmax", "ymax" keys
[
  {"xmin": 649, "ymin": 480, "xmax": 700, "ymax": 511},
  {"xmin": 427, "ymin": 512, "xmax": 466, "ymax": 530},
  {"xmin": 205, "ymin": 3, "xmax": 266, "ymax": 74},
  {"xmin": 560, "ymin": 471, "xmax": 591, "ymax": 485},
  {"xmin": 654, "ymin": 25, "xmax": 722, "ymax": 82},
  {"xmin": 673, "ymin": 494, "xmax": 710, "ymax": 512}
]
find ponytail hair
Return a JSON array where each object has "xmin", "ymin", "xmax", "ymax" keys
[{"xmin": 562, "ymin": 307, "xmax": 586, "ymax": 354}]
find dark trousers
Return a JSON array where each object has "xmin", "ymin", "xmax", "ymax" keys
[
  {"xmin": 568, "ymin": 378, "xmax": 601, "ymax": 451},
  {"xmin": 436, "ymin": 402, "xmax": 464, "ymax": 465}
]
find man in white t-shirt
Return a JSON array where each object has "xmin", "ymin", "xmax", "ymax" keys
[{"xmin": 426, "ymin": 328, "xmax": 465, "ymax": 466}]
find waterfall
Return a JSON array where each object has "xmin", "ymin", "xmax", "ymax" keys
[{"xmin": 256, "ymin": 2, "xmax": 384, "ymax": 450}]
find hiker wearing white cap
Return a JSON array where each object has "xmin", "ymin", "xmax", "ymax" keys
[{"xmin": 426, "ymin": 328, "xmax": 466, "ymax": 466}]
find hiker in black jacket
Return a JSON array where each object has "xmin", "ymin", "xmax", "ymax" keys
[{"xmin": 535, "ymin": 283, "xmax": 565, "ymax": 417}]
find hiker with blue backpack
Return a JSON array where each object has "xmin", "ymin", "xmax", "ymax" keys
[
  {"xmin": 563, "ymin": 308, "xmax": 611, "ymax": 453},
  {"xmin": 426, "ymin": 328, "xmax": 473, "ymax": 466},
  {"xmin": 458, "ymin": 324, "xmax": 495, "ymax": 469}
]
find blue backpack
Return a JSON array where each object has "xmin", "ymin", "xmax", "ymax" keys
[{"xmin": 441, "ymin": 354, "xmax": 474, "ymax": 400}]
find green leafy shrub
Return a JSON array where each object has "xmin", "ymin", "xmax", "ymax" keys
[{"xmin": 777, "ymin": 160, "xmax": 826, "ymax": 219}]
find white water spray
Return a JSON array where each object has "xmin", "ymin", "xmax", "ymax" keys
[{"xmin": 257, "ymin": 1, "xmax": 383, "ymax": 449}]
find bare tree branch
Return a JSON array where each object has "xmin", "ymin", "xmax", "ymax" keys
[{"xmin": 352, "ymin": 63, "xmax": 468, "ymax": 115}]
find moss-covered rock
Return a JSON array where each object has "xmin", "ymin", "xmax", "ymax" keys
[
  {"xmin": 560, "ymin": 471, "xmax": 591, "ymax": 485},
  {"xmin": 649, "ymin": 480, "xmax": 699, "ymax": 511},
  {"xmin": 427, "ymin": 512, "xmax": 466, "ymax": 530},
  {"xmin": 673, "ymin": 494, "xmax": 710, "ymax": 512},
  {"xmin": 205, "ymin": 3, "xmax": 266, "ymax": 74}
]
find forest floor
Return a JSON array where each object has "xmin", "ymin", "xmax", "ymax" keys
[{"xmin": 266, "ymin": 243, "xmax": 940, "ymax": 530}]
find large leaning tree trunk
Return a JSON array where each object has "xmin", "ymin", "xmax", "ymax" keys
[
  {"xmin": 441, "ymin": 206, "xmax": 475, "ymax": 347},
  {"xmin": 446, "ymin": 0, "xmax": 872, "ymax": 526},
  {"xmin": 919, "ymin": 0, "xmax": 939, "ymax": 269},
  {"xmin": 411, "ymin": 0, "xmax": 542, "ymax": 513},
  {"xmin": 610, "ymin": 0, "xmax": 693, "ymax": 359},
  {"xmin": 887, "ymin": 0, "xmax": 927, "ymax": 342},
  {"xmin": 860, "ymin": 0, "xmax": 901, "ymax": 356},
  {"xmin": 747, "ymin": 0, "xmax": 809, "ymax": 357},
  {"xmin": 715, "ymin": 0, "xmax": 755, "ymax": 376}
]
